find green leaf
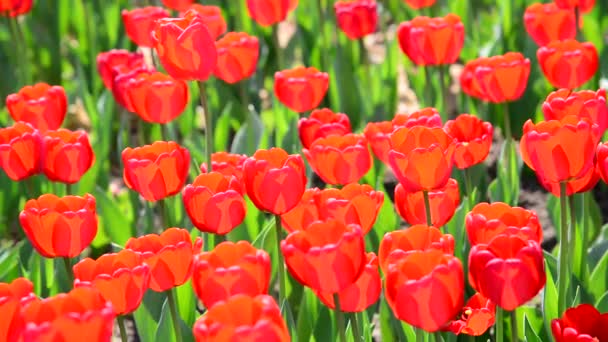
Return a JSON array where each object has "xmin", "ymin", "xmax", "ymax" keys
[
  {"xmin": 156, "ymin": 299, "xmax": 176, "ymax": 342},
  {"xmin": 542, "ymin": 258, "xmax": 558, "ymax": 334},
  {"xmin": 524, "ymin": 314, "xmax": 543, "ymax": 342},
  {"xmin": 596, "ymin": 291, "xmax": 608, "ymax": 312},
  {"xmin": 176, "ymin": 281, "xmax": 197, "ymax": 327},
  {"xmin": 589, "ymin": 248, "xmax": 608, "ymax": 300},
  {"xmin": 231, "ymin": 108, "xmax": 264, "ymax": 156},
  {"xmin": 133, "ymin": 290, "xmax": 165, "ymax": 342},
  {"xmin": 487, "ymin": 141, "xmax": 522, "ymax": 205},
  {"xmin": 92, "ymin": 187, "xmax": 134, "ymax": 247}
]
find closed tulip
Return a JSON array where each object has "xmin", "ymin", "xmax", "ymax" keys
[
  {"xmin": 183, "ymin": 172, "xmax": 247, "ymax": 235},
  {"xmin": 363, "ymin": 121, "xmax": 394, "ymax": 163},
  {"xmin": 0, "ymin": 278, "xmax": 36, "ymax": 342},
  {"xmin": 404, "ymin": 0, "xmax": 436, "ymax": 9},
  {"xmin": 6, "ymin": 83, "xmax": 67, "ymax": 131},
  {"xmin": 96, "ymin": 50, "xmax": 146, "ymax": 90},
  {"xmin": 551, "ymin": 304, "xmax": 608, "ymax": 342},
  {"xmin": 280, "ymin": 187, "xmax": 321, "ymax": 232},
  {"xmin": 468, "ymin": 235, "xmax": 545, "ymax": 310},
  {"xmin": 543, "ymin": 88, "xmax": 608, "ymax": 134},
  {"xmin": 524, "ymin": 3, "xmax": 576, "ymax": 46},
  {"xmin": 392, "ymin": 107, "xmax": 443, "ymax": 129},
  {"xmin": 182, "ymin": 5, "xmax": 227, "ymax": 40},
  {"xmin": 42, "ymin": 129, "xmax": 95, "ymax": 184},
  {"xmin": 73, "ymin": 249, "xmax": 150, "ymax": 315},
  {"xmin": 537, "ymin": 39, "xmax": 598, "ymax": 89},
  {"xmin": 466, "ymin": 202, "xmax": 542, "ymax": 246},
  {"xmin": 122, "ymin": 7, "xmax": 169, "ymax": 47},
  {"xmin": 125, "ymin": 71, "xmax": 189, "ymax": 123},
  {"xmin": 554, "ymin": 0, "xmax": 595, "ymax": 13},
  {"xmin": 0, "ymin": 0, "xmax": 32, "ymax": 17},
  {"xmin": 538, "ymin": 160, "xmax": 600, "ymax": 197},
  {"xmin": 299, "ymin": 108, "xmax": 351, "ymax": 149},
  {"xmin": 274, "ymin": 66, "xmax": 329, "ymax": 113},
  {"xmin": 334, "ymin": 1, "xmax": 377, "ymax": 40},
  {"xmin": 443, "ymin": 293, "xmax": 496, "ymax": 336},
  {"xmin": 444, "ymin": 114, "xmax": 493, "ymax": 169},
  {"xmin": 394, "ymin": 178, "xmax": 460, "ymax": 227},
  {"xmin": 385, "ymin": 249, "xmax": 464, "ymax": 332},
  {"xmin": 191, "ymin": 241, "xmax": 271, "ymax": 308},
  {"xmin": 20, "ymin": 194, "xmax": 98, "ymax": 258},
  {"xmin": 318, "ymin": 183, "xmax": 384, "ymax": 234},
  {"xmin": 125, "ymin": 228, "xmax": 203, "ymax": 292},
  {"xmin": 200, "ymin": 152, "xmax": 247, "ymax": 192},
  {"xmin": 122, "ymin": 141, "xmax": 190, "ymax": 202},
  {"xmin": 161, "ymin": 0, "xmax": 194, "ymax": 11},
  {"xmin": 246, "ymin": 0, "xmax": 293, "ymax": 27},
  {"xmin": 112, "ymin": 68, "xmax": 155, "ymax": 112},
  {"xmin": 0, "ymin": 122, "xmax": 42, "ymax": 181},
  {"xmin": 214, "ymin": 32, "xmax": 259, "ymax": 84}
]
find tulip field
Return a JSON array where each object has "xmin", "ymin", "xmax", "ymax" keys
[{"xmin": 3, "ymin": 0, "xmax": 608, "ymax": 341}]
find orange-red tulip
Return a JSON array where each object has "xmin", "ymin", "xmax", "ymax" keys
[
  {"xmin": 315, "ymin": 252, "xmax": 381, "ymax": 312},
  {"xmin": 543, "ymin": 88, "xmax": 608, "ymax": 134},
  {"xmin": 125, "ymin": 71, "xmax": 189, "ymax": 123},
  {"xmin": 280, "ymin": 187, "xmax": 321, "ymax": 232},
  {"xmin": 200, "ymin": 152, "xmax": 247, "ymax": 192},
  {"xmin": 537, "ymin": 39, "xmax": 598, "ymax": 89},
  {"xmin": 6, "ymin": 83, "xmax": 67, "ymax": 131},
  {"xmin": 466, "ymin": 202, "xmax": 543, "ymax": 246},
  {"xmin": 243, "ymin": 148, "xmax": 306, "ymax": 215},
  {"xmin": 282, "ymin": 219, "xmax": 366, "ymax": 293},
  {"xmin": 20, "ymin": 194, "xmax": 97, "ymax": 258},
  {"xmin": 21, "ymin": 286, "xmax": 114, "ymax": 342},
  {"xmin": 96, "ymin": 50, "xmax": 146, "ymax": 91},
  {"xmin": 552, "ymin": 304, "xmax": 608, "ymax": 342},
  {"xmin": 42, "ymin": 129, "xmax": 95, "ymax": 184},
  {"xmin": 403, "ymin": 0, "xmax": 436, "ymax": 9},
  {"xmin": 122, "ymin": 141, "xmax": 190, "ymax": 202},
  {"xmin": 161, "ymin": 0, "xmax": 193, "ymax": 11},
  {"xmin": 299, "ymin": 108, "xmax": 351, "ymax": 149},
  {"xmin": 468, "ymin": 234, "xmax": 545, "ymax": 310},
  {"xmin": 213, "ymin": 32, "xmax": 259, "ymax": 84},
  {"xmin": 193, "ymin": 295, "xmax": 290, "ymax": 342},
  {"xmin": 246, "ymin": 0, "xmax": 293, "ymax": 27},
  {"xmin": 444, "ymin": 114, "xmax": 493, "ymax": 169},
  {"xmin": 0, "ymin": 0, "xmax": 31, "ymax": 17},
  {"xmin": 554, "ymin": 0, "xmax": 595, "ymax": 13},
  {"xmin": 334, "ymin": 1, "xmax": 377, "ymax": 40},
  {"xmin": 443, "ymin": 293, "xmax": 496, "ymax": 336},
  {"xmin": 73, "ymin": 249, "xmax": 150, "ymax": 315},
  {"xmin": 152, "ymin": 9, "xmax": 217, "ymax": 81},
  {"xmin": 394, "ymin": 178, "xmax": 460, "ymax": 227},
  {"xmin": 520, "ymin": 116, "xmax": 599, "ymax": 185},
  {"xmin": 303, "ymin": 134, "xmax": 372, "ymax": 185},
  {"xmin": 538, "ymin": 162, "xmax": 600, "ymax": 197},
  {"xmin": 183, "ymin": 172, "xmax": 247, "ymax": 235},
  {"xmin": 363, "ymin": 121, "xmax": 394, "ymax": 163},
  {"xmin": 378, "ymin": 225, "xmax": 454, "ymax": 272},
  {"xmin": 524, "ymin": 3, "xmax": 576, "ymax": 46},
  {"xmin": 191, "ymin": 241, "xmax": 271, "ymax": 308},
  {"xmin": 0, "ymin": 278, "xmax": 36, "ymax": 342},
  {"xmin": 182, "ymin": 5, "xmax": 227, "ymax": 40},
  {"xmin": 392, "ymin": 107, "xmax": 443, "ymax": 129},
  {"xmin": 397, "ymin": 14, "xmax": 464, "ymax": 66},
  {"xmin": 385, "ymin": 249, "xmax": 464, "ymax": 332},
  {"xmin": 112, "ymin": 68, "xmax": 155, "ymax": 112},
  {"xmin": 0, "ymin": 122, "xmax": 42, "ymax": 181},
  {"xmin": 388, "ymin": 126, "xmax": 456, "ymax": 192},
  {"xmin": 122, "ymin": 7, "xmax": 169, "ymax": 47},
  {"xmin": 125, "ymin": 228, "xmax": 203, "ymax": 292},
  {"xmin": 274, "ymin": 66, "xmax": 329, "ymax": 113}
]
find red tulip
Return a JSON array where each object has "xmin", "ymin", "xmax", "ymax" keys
[
  {"xmin": 443, "ymin": 293, "xmax": 496, "ymax": 336},
  {"xmin": 0, "ymin": 278, "xmax": 36, "ymax": 342},
  {"xmin": 152, "ymin": 9, "xmax": 217, "ymax": 81},
  {"xmin": 122, "ymin": 141, "xmax": 190, "ymax": 202},
  {"xmin": 315, "ymin": 253, "xmax": 381, "ymax": 312},
  {"xmin": 363, "ymin": 121, "xmax": 394, "ymax": 163},
  {"xmin": 42, "ymin": 129, "xmax": 95, "ymax": 184},
  {"xmin": 298, "ymin": 108, "xmax": 351, "ymax": 149},
  {"xmin": 214, "ymin": 32, "xmax": 259, "ymax": 84},
  {"xmin": 538, "ymin": 161, "xmax": 600, "ymax": 197},
  {"xmin": 182, "ymin": 5, "xmax": 227, "ymax": 40},
  {"xmin": 274, "ymin": 66, "xmax": 329, "ymax": 113},
  {"xmin": 524, "ymin": 3, "xmax": 576, "ymax": 46},
  {"xmin": 125, "ymin": 228, "xmax": 203, "ymax": 292},
  {"xmin": 394, "ymin": 178, "xmax": 460, "ymax": 227},
  {"xmin": 246, "ymin": 0, "xmax": 293, "ymax": 27},
  {"xmin": 543, "ymin": 88, "xmax": 608, "ymax": 134},
  {"xmin": 193, "ymin": 295, "xmax": 290, "ymax": 342},
  {"xmin": 96, "ymin": 50, "xmax": 146, "ymax": 90},
  {"xmin": 554, "ymin": 0, "xmax": 596, "ymax": 13},
  {"xmin": 122, "ymin": 7, "xmax": 169, "ymax": 47},
  {"xmin": 20, "ymin": 194, "xmax": 97, "ymax": 258},
  {"xmin": 161, "ymin": 0, "xmax": 193, "ymax": 11},
  {"xmin": 444, "ymin": 114, "xmax": 493, "ymax": 169},
  {"xmin": 280, "ymin": 187, "xmax": 321, "ymax": 232},
  {"xmin": 397, "ymin": 14, "xmax": 464, "ymax": 66},
  {"xmin": 403, "ymin": 0, "xmax": 436, "ymax": 9},
  {"xmin": 378, "ymin": 225, "xmax": 454, "ymax": 272},
  {"xmin": 243, "ymin": 148, "xmax": 306, "ymax": 215},
  {"xmin": 520, "ymin": 116, "xmax": 599, "ymax": 185},
  {"xmin": 0, "ymin": 122, "xmax": 42, "ymax": 181},
  {"xmin": 466, "ymin": 202, "xmax": 543, "ymax": 246},
  {"xmin": 334, "ymin": 0, "xmax": 377, "ymax": 40},
  {"xmin": 281, "ymin": 219, "xmax": 366, "ymax": 293},
  {"xmin": 385, "ymin": 249, "xmax": 464, "ymax": 332},
  {"xmin": 551, "ymin": 304, "xmax": 608, "ymax": 342},
  {"xmin": 125, "ymin": 71, "xmax": 189, "ymax": 123},
  {"xmin": 0, "ymin": 0, "xmax": 32, "ymax": 17},
  {"xmin": 468, "ymin": 235, "xmax": 545, "ymax": 310},
  {"xmin": 73, "ymin": 249, "xmax": 150, "ymax": 315},
  {"xmin": 388, "ymin": 125, "xmax": 456, "ymax": 192},
  {"xmin": 6, "ymin": 83, "xmax": 67, "ymax": 131},
  {"xmin": 191, "ymin": 241, "xmax": 271, "ymax": 309},
  {"xmin": 303, "ymin": 134, "xmax": 372, "ymax": 186},
  {"xmin": 392, "ymin": 107, "xmax": 443, "ymax": 129},
  {"xmin": 21, "ymin": 286, "xmax": 115, "ymax": 342},
  {"xmin": 183, "ymin": 172, "xmax": 247, "ymax": 235},
  {"xmin": 537, "ymin": 39, "xmax": 598, "ymax": 89},
  {"xmin": 200, "ymin": 152, "xmax": 247, "ymax": 192},
  {"xmin": 111, "ymin": 68, "xmax": 155, "ymax": 112},
  {"xmin": 595, "ymin": 143, "xmax": 608, "ymax": 185}
]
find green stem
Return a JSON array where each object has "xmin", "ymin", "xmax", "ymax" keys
[
  {"xmin": 12, "ymin": 17, "xmax": 30, "ymax": 84},
  {"xmin": 510, "ymin": 309, "xmax": 518, "ymax": 342},
  {"xmin": 416, "ymin": 328, "xmax": 425, "ymax": 342},
  {"xmin": 423, "ymin": 190, "xmax": 432, "ymax": 226},
  {"xmin": 438, "ymin": 65, "xmax": 449, "ymax": 119},
  {"xmin": 272, "ymin": 25, "xmax": 284, "ymax": 70},
  {"xmin": 334, "ymin": 294, "xmax": 347, "ymax": 342},
  {"xmin": 213, "ymin": 233, "xmax": 227, "ymax": 249},
  {"xmin": 316, "ymin": 0, "xmax": 329, "ymax": 71},
  {"xmin": 462, "ymin": 168, "xmax": 474, "ymax": 206},
  {"xmin": 66, "ymin": 183, "xmax": 73, "ymax": 196},
  {"xmin": 351, "ymin": 313, "xmax": 362, "ymax": 342},
  {"xmin": 117, "ymin": 316, "xmax": 129, "ymax": 342},
  {"xmin": 496, "ymin": 307, "xmax": 504, "ymax": 342},
  {"xmin": 580, "ymin": 193, "xmax": 588, "ymax": 282},
  {"xmin": 275, "ymin": 214, "xmax": 287, "ymax": 309},
  {"xmin": 158, "ymin": 198, "xmax": 170, "ymax": 229},
  {"xmin": 568, "ymin": 194, "xmax": 577, "ymax": 279},
  {"xmin": 574, "ymin": 6, "xmax": 582, "ymax": 40},
  {"xmin": 197, "ymin": 81, "xmax": 213, "ymax": 173},
  {"xmin": 167, "ymin": 288, "xmax": 182, "ymax": 342},
  {"xmin": 424, "ymin": 66, "xmax": 433, "ymax": 108},
  {"xmin": 503, "ymin": 103, "xmax": 512, "ymax": 143},
  {"xmin": 62, "ymin": 257, "xmax": 73, "ymax": 288},
  {"xmin": 557, "ymin": 182, "xmax": 569, "ymax": 315}
]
